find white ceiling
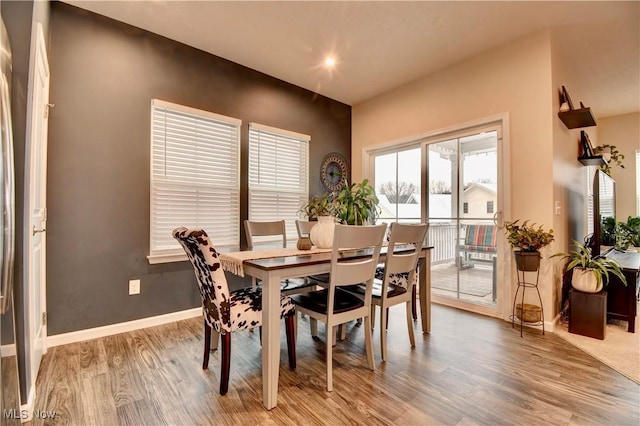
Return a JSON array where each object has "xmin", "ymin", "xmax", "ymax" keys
[{"xmin": 63, "ymin": 1, "xmax": 639, "ymax": 118}]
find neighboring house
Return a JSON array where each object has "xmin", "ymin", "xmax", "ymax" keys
[
  {"xmin": 378, "ymin": 193, "xmax": 421, "ymax": 221},
  {"xmin": 462, "ymin": 183, "xmax": 497, "ymax": 218}
]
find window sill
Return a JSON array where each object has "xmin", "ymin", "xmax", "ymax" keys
[{"xmin": 147, "ymin": 253, "xmax": 188, "ymax": 264}]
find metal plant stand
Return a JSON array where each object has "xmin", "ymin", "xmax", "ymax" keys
[{"xmin": 510, "ymin": 251, "xmax": 545, "ymax": 337}]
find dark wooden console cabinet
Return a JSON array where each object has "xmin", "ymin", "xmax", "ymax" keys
[
  {"xmin": 562, "ymin": 250, "xmax": 640, "ymax": 333},
  {"xmin": 603, "ymin": 250, "xmax": 640, "ymax": 333}
]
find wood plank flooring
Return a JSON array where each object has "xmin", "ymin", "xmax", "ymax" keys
[{"xmin": 29, "ymin": 305, "xmax": 639, "ymax": 425}]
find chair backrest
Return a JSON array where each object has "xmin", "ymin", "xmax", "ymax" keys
[
  {"xmin": 464, "ymin": 224, "xmax": 497, "ymax": 248},
  {"xmin": 244, "ymin": 220, "xmax": 287, "ymax": 248},
  {"xmin": 327, "ymin": 224, "xmax": 387, "ymax": 312},
  {"xmin": 381, "ymin": 223, "xmax": 429, "ymax": 295},
  {"xmin": 295, "ymin": 219, "xmax": 316, "ymax": 238},
  {"xmin": 172, "ymin": 227, "xmax": 231, "ymax": 332}
]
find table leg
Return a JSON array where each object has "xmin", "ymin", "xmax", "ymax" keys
[
  {"xmin": 419, "ymin": 254, "xmax": 431, "ymax": 334},
  {"xmin": 262, "ymin": 272, "xmax": 281, "ymax": 410}
]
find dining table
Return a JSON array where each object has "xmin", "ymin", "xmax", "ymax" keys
[{"xmin": 219, "ymin": 244, "xmax": 433, "ymax": 410}]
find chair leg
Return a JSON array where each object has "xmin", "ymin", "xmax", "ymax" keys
[
  {"xmin": 203, "ymin": 321, "xmax": 211, "ymax": 369},
  {"xmin": 285, "ymin": 314, "xmax": 296, "ymax": 370},
  {"xmin": 380, "ymin": 307, "xmax": 388, "ymax": 362},
  {"xmin": 364, "ymin": 315, "xmax": 375, "ymax": 371},
  {"xmin": 310, "ymin": 318, "xmax": 318, "ymax": 338},
  {"xmin": 325, "ymin": 331, "xmax": 333, "ymax": 391},
  {"xmin": 220, "ymin": 333, "xmax": 231, "ymax": 395},
  {"xmin": 406, "ymin": 300, "xmax": 415, "ymax": 348},
  {"xmin": 386, "ymin": 308, "xmax": 390, "ymax": 330},
  {"xmin": 412, "ymin": 286, "xmax": 417, "ymax": 320},
  {"xmin": 211, "ymin": 329, "xmax": 219, "ymax": 351}
]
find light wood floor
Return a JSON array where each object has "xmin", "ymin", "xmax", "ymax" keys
[{"xmin": 30, "ymin": 304, "xmax": 639, "ymax": 425}]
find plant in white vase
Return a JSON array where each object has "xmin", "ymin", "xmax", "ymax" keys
[
  {"xmin": 299, "ymin": 193, "xmax": 337, "ymax": 248},
  {"xmin": 552, "ymin": 240, "xmax": 626, "ymax": 293}
]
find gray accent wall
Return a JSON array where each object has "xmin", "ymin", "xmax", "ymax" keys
[{"xmin": 47, "ymin": 2, "xmax": 351, "ymax": 335}]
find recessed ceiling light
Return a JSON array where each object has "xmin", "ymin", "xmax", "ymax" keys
[{"xmin": 324, "ymin": 57, "xmax": 336, "ymax": 68}]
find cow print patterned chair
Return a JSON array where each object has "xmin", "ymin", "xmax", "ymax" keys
[{"xmin": 172, "ymin": 227, "xmax": 296, "ymax": 395}]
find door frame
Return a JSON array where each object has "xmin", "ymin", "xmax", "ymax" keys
[{"xmin": 363, "ymin": 113, "xmax": 512, "ymax": 320}]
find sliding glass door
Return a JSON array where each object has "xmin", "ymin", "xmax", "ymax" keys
[
  {"xmin": 368, "ymin": 119, "xmax": 506, "ymax": 317},
  {"xmin": 427, "ymin": 130, "xmax": 500, "ymax": 311}
]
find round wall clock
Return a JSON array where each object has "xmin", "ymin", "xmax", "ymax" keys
[{"xmin": 321, "ymin": 152, "xmax": 349, "ymax": 192}]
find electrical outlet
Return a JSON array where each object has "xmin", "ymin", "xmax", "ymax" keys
[{"xmin": 129, "ymin": 279, "xmax": 141, "ymax": 295}]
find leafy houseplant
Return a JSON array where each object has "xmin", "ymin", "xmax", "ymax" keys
[
  {"xmin": 600, "ymin": 216, "xmax": 617, "ymax": 247},
  {"xmin": 299, "ymin": 193, "xmax": 337, "ymax": 220},
  {"xmin": 334, "ymin": 179, "xmax": 380, "ymax": 225},
  {"xmin": 618, "ymin": 216, "xmax": 640, "ymax": 249},
  {"xmin": 600, "ymin": 216, "xmax": 640, "ymax": 250},
  {"xmin": 299, "ymin": 193, "xmax": 338, "ymax": 248},
  {"xmin": 504, "ymin": 220, "xmax": 555, "ymax": 252},
  {"xmin": 504, "ymin": 220, "xmax": 555, "ymax": 271},
  {"xmin": 552, "ymin": 240, "xmax": 626, "ymax": 293},
  {"xmin": 594, "ymin": 144, "xmax": 625, "ymax": 176}
]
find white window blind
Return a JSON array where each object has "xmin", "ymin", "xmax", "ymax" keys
[
  {"xmin": 149, "ymin": 99, "xmax": 241, "ymax": 262},
  {"xmin": 248, "ymin": 123, "xmax": 309, "ymax": 243}
]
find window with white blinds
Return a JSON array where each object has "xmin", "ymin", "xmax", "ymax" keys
[
  {"xmin": 149, "ymin": 99, "xmax": 241, "ymax": 262},
  {"xmin": 586, "ymin": 166, "xmax": 595, "ymax": 237},
  {"xmin": 248, "ymin": 123, "xmax": 309, "ymax": 243}
]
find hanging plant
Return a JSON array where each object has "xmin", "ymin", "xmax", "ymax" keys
[{"xmin": 594, "ymin": 144, "xmax": 625, "ymax": 176}]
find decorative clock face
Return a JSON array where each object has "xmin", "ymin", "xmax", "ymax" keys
[{"xmin": 321, "ymin": 153, "xmax": 349, "ymax": 192}]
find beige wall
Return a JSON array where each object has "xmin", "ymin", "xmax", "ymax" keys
[
  {"xmin": 352, "ymin": 31, "xmax": 557, "ymax": 321},
  {"xmin": 598, "ymin": 112, "xmax": 640, "ymax": 220},
  {"xmin": 550, "ymin": 31, "xmax": 593, "ymax": 318}
]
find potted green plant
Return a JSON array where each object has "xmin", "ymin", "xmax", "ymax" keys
[
  {"xmin": 334, "ymin": 179, "xmax": 380, "ymax": 225},
  {"xmin": 503, "ymin": 220, "xmax": 555, "ymax": 271},
  {"xmin": 552, "ymin": 240, "xmax": 626, "ymax": 293},
  {"xmin": 600, "ymin": 216, "xmax": 617, "ymax": 247},
  {"xmin": 299, "ymin": 193, "xmax": 337, "ymax": 220},
  {"xmin": 593, "ymin": 144, "xmax": 625, "ymax": 176},
  {"xmin": 299, "ymin": 193, "xmax": 339, "ymax": 248},
  {"xmin": 618, "ymin": 216, "xmax": 640, "ymax": 250}
]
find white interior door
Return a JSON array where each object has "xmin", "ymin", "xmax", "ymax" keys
[{"xmin": 24, "ymin": 23, "xmax": 49, "ymax": 411}]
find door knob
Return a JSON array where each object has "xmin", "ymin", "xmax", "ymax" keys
[{"xmin": 32, "ymin": 226, "xmax": 46, "ymax": 235}]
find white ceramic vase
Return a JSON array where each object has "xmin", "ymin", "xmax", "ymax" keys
[
  {"xmin": 571, "ymin": 267, "xmax": 603, "ymax": 293},
  {"xmin": 310, "ymin": 216, "xmax": 335, "ymax": 249}
]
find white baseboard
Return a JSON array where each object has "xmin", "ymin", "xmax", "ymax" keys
[
  {"xmin": 46, "ymin": 308, "xmax": 201, "ymax": 348},
  {"xmin": 0, "ymin": 343, "xmax": 17, "ymax": 357}
]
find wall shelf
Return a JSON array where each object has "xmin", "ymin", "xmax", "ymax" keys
[
  {"xmin": 578, "ymin": 155, "xmax": 606, "ymax": 166},
  {"xmin": 558, "ymin": 107, "xmax": 597, "ymax": 129}
]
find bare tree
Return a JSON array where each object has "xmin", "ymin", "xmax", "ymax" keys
[
  {"xmin": 430, "ymin": 180, "xmax": 451, "ymax": 194},
  {"xmin": 378, "ymin": 181, "xmax": 419, "ymax": 203}
]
